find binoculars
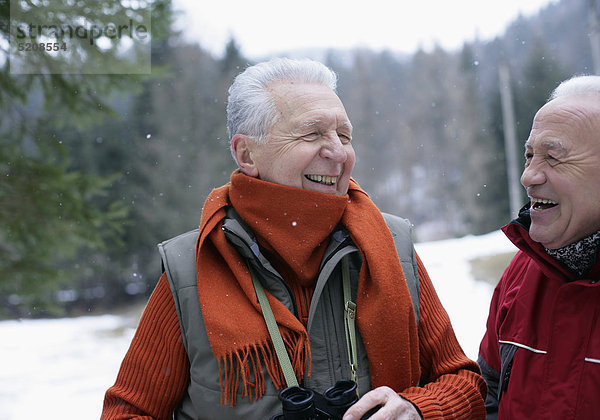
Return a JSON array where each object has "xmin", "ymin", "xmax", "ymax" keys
[{"xmin": 270, "ymin": 379, "xmax": 379, "ymax": 420}]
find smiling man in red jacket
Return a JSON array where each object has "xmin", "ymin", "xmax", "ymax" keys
[{"xmin": 478, "ymin": 75, "xmax": 600, "ymax": 419}]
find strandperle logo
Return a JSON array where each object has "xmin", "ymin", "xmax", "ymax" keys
[
  {"xmin": 9, "ymin": 0, "xmax": 151, "ymax": 75},
  {"xmin": 15, "ymin": 20, "xmax": 149, "ymax": 46}
]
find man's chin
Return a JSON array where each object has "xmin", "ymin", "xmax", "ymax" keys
[
  {"xmin": 529, "ymin": 225, "xmax": 552, "ymax": 247},
  {"xmin": 304, "ymin": 182, "xmax": 344, "ymax": 196},
  {"xmin": 530, "ymin": 229, "xmax": 565, "ymax": 249}
]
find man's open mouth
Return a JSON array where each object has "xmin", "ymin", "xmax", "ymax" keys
[
  {"xmin": 305, "ymin": 174, "xmax": 337, "ymax": 185},
  {"xmin": 530, "ymin": 197, "xmax": 558, "ymax": 210}
]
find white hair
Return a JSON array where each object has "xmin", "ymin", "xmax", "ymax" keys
[
  {"xmin": 226, "ymin": 57, "xmax": 338, "ymax": 160},
  {"xmin": 549, "ymin": 75, "xmax": 600, "ymax": 101}
]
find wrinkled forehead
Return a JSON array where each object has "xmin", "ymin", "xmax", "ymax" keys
[
  {"xmin": 270, "ymin": 81, "xmax": 344, "ymax": 107},
  {"xmin": 269, "ymin": 82, "xmax": 351, "ymax": 125},
  {"xmin": 527, "ymin": 95, "xmax": 600, "ymax": 148},
  {"xmin": 541, "ymin": 94, "xmax": 600, "ymax": 123}
]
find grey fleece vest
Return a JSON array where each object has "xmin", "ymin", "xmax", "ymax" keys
[{"xmin": 157, "ymin": 212, "xmax": 420, "ymax": 419}]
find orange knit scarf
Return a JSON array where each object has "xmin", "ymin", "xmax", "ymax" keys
[{"xmin": 196, "ymin": 171, "xmax": 420, "ymax": 406}]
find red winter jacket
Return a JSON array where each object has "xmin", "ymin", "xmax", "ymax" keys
[{"xmin": 478, "ymin": 209, "xmax": 600, "ymax": 419}]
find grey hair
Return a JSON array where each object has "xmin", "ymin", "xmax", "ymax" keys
[
  {"xmin": 549, "ymin": 75, "xmax": 600, "ymax": 101},
  {"xmin": 226, "ymin": 57, "xmax": 338, "ymax": 161}
]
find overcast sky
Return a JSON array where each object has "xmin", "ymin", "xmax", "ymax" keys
[{"xmin": 171, "ymin": 0, "xmax": 557, "ymax": 59}]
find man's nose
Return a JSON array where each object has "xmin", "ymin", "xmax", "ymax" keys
[
  {"xmin": 320, "ymin": 135, "xmax": 348, "ymax": 162},
  {"xmin": 521, "ymin": 160, "xmax": 546, "ymax": 188}
]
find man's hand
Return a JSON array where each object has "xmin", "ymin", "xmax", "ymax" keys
[{"xmin": 342, "ymin": 386, "xmax": 421, "ymax": 420}]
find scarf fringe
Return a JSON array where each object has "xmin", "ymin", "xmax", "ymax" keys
[{"xmin": 218, "ymin": 333, "xmax": 311, "ymax": 406}]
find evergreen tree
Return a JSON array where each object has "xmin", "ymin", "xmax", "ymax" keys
[{"xmin": 0, "ymin": 0, "xmax": 173, "ymax": 317}]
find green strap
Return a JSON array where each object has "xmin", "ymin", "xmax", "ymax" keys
[
  {"xmin": 250, "ymin": 256, "xmax": 358, "ymax": 390},
  {"xmin": 342, "ymin": 255, "xmax": 359, "ymax": 391},
  {"xmin": 250, "ymin": 267, "xmax": 299, "ymax": 388}
]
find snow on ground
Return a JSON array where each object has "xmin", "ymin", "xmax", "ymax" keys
[
  {"xmin": 0, "ymin": 230, "xmax": 517, "ymax": 420},
  {"xmin": 0, "ymin": 315, "xmax": 137, "ymax": 420}
]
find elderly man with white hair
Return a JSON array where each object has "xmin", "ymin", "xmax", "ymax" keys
[
  {"xmin": 478, "ymin": 75, "xmax": 600, "ymax": 419},
  {"xmin": 102, "ymin": 57, "xmax": 486, "ymax": 419}
]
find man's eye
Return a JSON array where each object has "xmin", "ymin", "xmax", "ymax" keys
[
  {"xmin": 302, "ymin": 132, "xmax": 319, "ymax": 141},
  {"xmin": 547, "ymin": 155, "xmax": 561, "ymax": 166},
  {"xmin": 339, "ymin": 133, "xmax": 352, "ymax": 143}
]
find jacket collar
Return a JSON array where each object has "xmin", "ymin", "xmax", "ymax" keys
[
  {"xmin": 221, "ymin": 207, "xmax": 355, "ymax": 314},
  {"xmin": 502, "ymin": 204, "xmax": 600, "ymax": 282},
  {"xmin": 221, "ymin": 206, "xmax": 352, "ymax": 272}
]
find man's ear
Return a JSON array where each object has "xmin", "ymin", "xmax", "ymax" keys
[{"xmin": 232, "ymin": 134, "xmax": 259, "ymax": 177}]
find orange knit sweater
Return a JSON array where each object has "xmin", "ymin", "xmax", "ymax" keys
[{"xmin": 102, "ymin": 254, "xmax": 486, "ymax": 419}]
